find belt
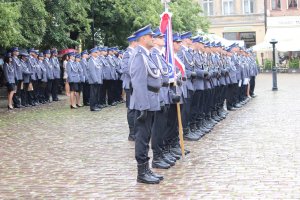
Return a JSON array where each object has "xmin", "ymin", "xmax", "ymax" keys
[
  {"xmin": 162, "ymin": 82, "xmax": 169, "ymax": 87},
  {"xmin": 147, "ymin": 85, "xmax": 160, "ymax": 93}
]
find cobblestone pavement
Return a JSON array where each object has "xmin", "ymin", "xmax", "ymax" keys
[{"xmin": 1, "ymin": 74, "xmax": 300, "ymax": 199}]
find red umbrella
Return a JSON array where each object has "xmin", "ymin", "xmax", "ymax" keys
[{"xmin": 58, "ymin": 49, "xmax": 78, "ymax": 56}]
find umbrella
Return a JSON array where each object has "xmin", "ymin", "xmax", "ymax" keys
[{"xmin": 58, "ymin": 49, "xmax": 77, "ymax": 55}]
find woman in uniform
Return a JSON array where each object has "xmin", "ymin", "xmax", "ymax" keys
[
  {"xmin": 3, "ymin": 53, "xmax": 16, "ymax": 110},
  {"xmin": 66, "ymin": 52, "xmax": 80, "ymax": 109}
]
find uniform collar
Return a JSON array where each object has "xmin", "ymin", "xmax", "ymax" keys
[{"xmin": 138, "ymin": 45, "xmax": 150, "ymax": 56}]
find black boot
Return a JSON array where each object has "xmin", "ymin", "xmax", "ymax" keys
[
  {"xmin": 137, "ymin": 162, "xmax": 160, "ymax": 184},
  {"xmin": 162, "ymin": 148, "xmax": 176, "ymax": 163},
  {"xmin": 152, "ymin": 152, "xmax": 171, "ymax": 169},
  {"xmin": 28, "ymin": 91, "xmax": 36, "ymax": 106},
  {"xmin": 183, "ymin": 127, "xmax": 199, "ymax": 141},
  {"xmin": 13, "ymin": 94, "xmax": 22, "ymax": 108},
  {"xmin": 161, "ymin": 152, "xmax": 175, "ymax": 166},
  {"xmin": 145, "ymin": 162, "xmax": 163, "ymax": 181},
  {"xmin": 196, "ymin": 120, "xmax": 209, "ymax": 134},
  {"xmin": 191, "ymin": 124, "xmax": 203, "ymax": 139}
]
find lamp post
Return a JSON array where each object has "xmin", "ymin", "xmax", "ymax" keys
[{"xmin": 270, "ymin": 39, "xmax": 278, "ymax": 91}]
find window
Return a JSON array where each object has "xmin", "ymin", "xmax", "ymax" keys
[
  {"xmin": 223, "ymin": 32, "xmax": 256, "ymax": 48},
  {"xmin": 203, "ymin": 0, "xmax": 213, "ymax": 16},
  {"xmin": 288, "ymin": 0, "xmax": 298, "ymax": 8},
  {"xmin": 243, "ymin": 0, "xmax": 254, "ymax": 14},
  {"xmin": 272, "ymin": 0, "xmax": 281, "ymax": 9},
  {"xmin": 222, "ymin": 0, "xmax": 234, "ymax": 15}
]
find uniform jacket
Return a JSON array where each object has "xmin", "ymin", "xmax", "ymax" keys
[
  {"xmin": 129, "ymin": 45, "xmax": 161, "ymax": 111},
  {"xmin": 50, "ymin": 57, "xmax": 61, "ymax": 79},
  {"xmin": 121, "ymin": 47, "xmax": 134, "ymax": 89},
  {"xmin": 3, "ymin": 63, "xmax": 15, "ymax": 84}
]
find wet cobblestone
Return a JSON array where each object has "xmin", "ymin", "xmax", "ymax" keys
[{"xmin": 1, "ymin": 74, "xmax": 300, "ymax": 199}]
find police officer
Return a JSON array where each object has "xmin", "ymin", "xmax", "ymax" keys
[
  {"xmin": 11, "ymin": 47, "xmax": 22, "ymax": 108},
  {"xmin": 38, "ymin": 53, "xmax": 47, "ymax": 103},
  {"xmin": 106, "ymin": 47, "xmax": 118, "ymax": 106},
  {"xmin": 87, "ymin": 47, "xmax": 102, "ymax": 111},
  {"xmin": 50, "ymin": 49, "xmax": 61, "ymax": 101},
  {"xmin": 43, "ymin": 50, "xmax": 54, "ymax": 102},
  {"xmin": 3, "ymin": 53, "xmax": 16, "ymax": 110},
  {"xmin": 129, "ymin": 25, "xmax": 163, "ymax": 184},
  {"xmin": 27, "ymin": 48, "xmax": 39, "ymax": 106},
  {"xmin": 150, "ymin": 28, "xmax": 175, "ymax": 169},
  {"xmin": 113, "ymin": 47, "xmax": 123, "ymax": 103},
  {"xmin": 121, "ymin": 34, "xmax": 138, "ymax": 141},
  {"xmin": 19, "ymin": 52, "xmax": 33, "ymax": 107},
  {"xmin": 66, "ymin": 52, "xmax": 80, "ymax": 109},
  {"xmin": 98, "ymin": 47, "xmax": 111, "ymax": 107},
  {"xmin": 177, "ymin": 32, "xmax": 198, "ymax": 141},
  {"xmin": 80, "ymin": 50, "xmax": 90, "ymax": 106}
]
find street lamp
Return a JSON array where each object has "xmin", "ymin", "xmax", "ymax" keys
[{"xmin": 270, "ymin": 39, "xmax": 278, "ymax": 91}]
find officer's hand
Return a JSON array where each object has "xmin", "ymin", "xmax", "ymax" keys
[
  {"xmin": 204, "ymin": 71, "xmax": 209, "ymax": 77},
  {"xmin": 161, "ymin": 106, "xmax": 168, "ymax": 113},
  {"xmin": 176, "ymin": 79, "xmax": 182, "ymax": 86},
  {"xmin": 191, "ymin": 71, "xmax": 197, "ymax": 78},
  {"xmin": 182, "ymin": 77, "xmax": 187, "ymax": 81},
  {"xmin": 171, "ymin": 94, "xmax": 181, "ymax": 103},
  {"xmin": 137, "ymin": 110, "xmax": 147, "ymax": 122}
]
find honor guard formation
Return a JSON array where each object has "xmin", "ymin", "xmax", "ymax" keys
[{"xmin": 2, "ymin": 24, "xmax": 259, "ymax": 185}]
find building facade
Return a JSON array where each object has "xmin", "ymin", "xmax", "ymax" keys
[{"xmin": 199, "ymin": 0, "xmax": 266, "ymax": 48}]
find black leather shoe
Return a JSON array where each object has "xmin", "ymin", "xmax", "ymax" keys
[
  {"xmin": 152, "ymin": 158, "xmax": 171, "ymax": 169},
  {"xmin": 90, "ymin": 107, "xmax": 101, "ymax": 111},
  {"xmin": 111, "ymin": 102, "xmax": 117, "ymax": 106},
  {"xmin": 128, "ymin": 135, "xmax": 135, "ymax": 141},
  {"xmin": 162, "ymin": 150, "xmax": 176, "ymax": 162},
  {"xmin": 70, "ymin": 105, "xmax": 78, "ymax": 109},
  {"xmin": 146, "ymin": 165, "xmax": 163, "ymax": 181},
  {"xmin": 227, "ymin": 107, "xmax": 237, "ymax": 111},
  {"xmin": 162, "ymin": 154, "xmax": 175, "ymax": 166}
]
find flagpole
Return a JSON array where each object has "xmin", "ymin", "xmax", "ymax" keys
[{"xmin": 162, "ymin": 0, "xmax": 185, "ymax": 158}]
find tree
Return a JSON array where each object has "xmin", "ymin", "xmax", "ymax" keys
[
  {"xmin": 0, "ymin": 2, "xmax": 26, "ymax": 49},
  {"xmin": 19, "ymin": 0, "xmax": 47, "ymax": 47},
  {"xmin": 42, "ymin": 0, "xmax": 91, "ymax": 49},
  {"xmin": 88, "ymin": 0, "xmax": 210, "ymax": 49}
]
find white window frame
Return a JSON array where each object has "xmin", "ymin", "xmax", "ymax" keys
[
  {"xmin": 222, "ymin": 0, "xmax": 234, "ymax": 15},
  {"xmin": 287, "ymin": 0, "xmax": 298, "ymax": 9},
  {"xmin": 243, "ymin": 0, "xmax": 254, "ymax": 14},
  {"xmin": 202, "ymin": 0, "xmax": 214, "ymax": 16}
]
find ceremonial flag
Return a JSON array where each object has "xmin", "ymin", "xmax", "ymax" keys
[{"xmin": 160, "ymin": 12, "xmax": 185, "ymax": 82}]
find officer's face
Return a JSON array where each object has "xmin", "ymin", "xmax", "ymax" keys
[
  {"xmin": 145, "ymin": 34, "xmax": 154, "ymax": 48},
  {"xmin": 45, "ymin": 53, "xmax": 50, "ymax": 58},
  {"xmin": 13, "ymin": 51, "xmax": 19, "ymax": 56},
  {"xmin": 173, "ymin": 41, "xmax": 181, "ymax": 52}
]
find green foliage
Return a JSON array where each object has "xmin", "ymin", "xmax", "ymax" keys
[
  {"xmin": 0, "ymin": 2, "xmax": 26, "ymax": 49},
  {"xmin": 43, "ymin": 0, "xmax": 91, "ymax": 49},
  {"xmin": 264, "ymin": 59, "xmax": 272, "ymax": 70},
  {"xmin": 288, "ymin": 58, "xmax": 299, "ymax": 69},
  {"xmin": 0, "ymin": 0, "xmax": 209, "ymax": 50},
  {"xmin": 19, "ymin": 0, "xmax": 47, "ymax": 47}
]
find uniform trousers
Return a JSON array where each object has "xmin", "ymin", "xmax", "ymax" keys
[
  {"xmin": 250, "ymin": 76, "xmax": 256, "ymax": 96},
  {"xmin": 181, "ymin": 90, "xmax": 194, "ymax": 129},
  {"xmin": 134, "ymin": 110, "xmax": 155, "ymax": 164},
  {"xmin": 191, "ymin": 90, "xmax": 204, "ymax": 126},
  {"xmin": 151, "ymin": 106, "xmax": 169, "ymax": 155},
  {"xmin": 125, "ymin": 89, "xmax": 135, "ymax": 138},
  {"xmin": 52, "ymin": 78, "xmax": 60, "ymax": 100},
  {"xmin": 82, "ymin": 81, "xmax": 90, "ymax": 105},
  {"xmin": 90, "ymin": 84, "xmax": 100, "ymax": 109},
  {"xmin": 164, "ymin": 104, "xmax": 179, "ymax": 147},
  {"xmin": 45, "ymin": 79, "xmax": 53, "ymax": 101},
  {"xmin": 101, "ymin": 80, "xmax": 114, "ymax": 105}
]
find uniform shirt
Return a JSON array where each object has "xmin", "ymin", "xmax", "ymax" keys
[
  {"xmin": 28, "ymin": 56, "xmax": 38, "ymax": 81},
  {"xmin": 39, "ymin": 60, "xmax": 47, "ymax": 82},
  {"xmin": 12, "ymin": 56, "xmax": 23, "ymax": 81},
  {"xmin": 50, "ymin": 57, "xmax": 61, "ymax": 79},
  {"xmin": 87, "ymin": 56, "xmax": 103, "ymax": 84},
  {"xmin": 20, "ymin": 59, "xmax": 32, "ymax": 84},
  {"xmin": 43, "ymin": 58, "xmax": 54, "ymax": 80},
  {"xmin": 80, "ymin": 58, "xmax": 89, "ymax": 83},
  {"xmin": 66, "ymin": 60, "xmax": 80, "ymax": 83},
  {"xmin": 121, "ymin": 47, "xmax": 134, "ymax": 89},
  {"xmin": 150, "ymin": 47, "xmax": 169, "ymax": 105},
  {"xmin": 177, "ymin": 45, "xmax": 194, "ymax": 92},
  {"xmin": 3, "ymin": 63, "xmax": 15, "ymax": 84}
]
